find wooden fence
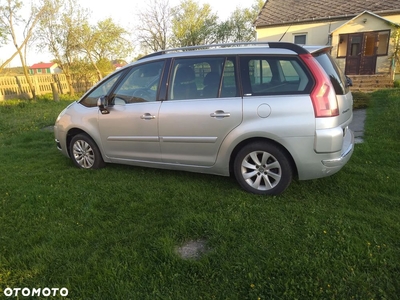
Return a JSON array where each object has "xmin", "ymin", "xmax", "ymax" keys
[{"xmin": 0, "ymin": 74, "xmax": 96, "ymax": 100}]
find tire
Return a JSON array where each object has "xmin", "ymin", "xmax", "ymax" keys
[
  {"xmin": 69, "ymin": 134, "xmax": 105, "ymax": 169},
  {"xmin": 233, "ymin": 142, "xmax": 293, "ymax": 195}
]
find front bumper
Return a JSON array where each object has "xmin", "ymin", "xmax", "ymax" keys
[
  {"xmin": 54, "ymin": 125, "xmax": 70, "ymax": 158},
  {"xmin": 55, "ymin": 138, "xmax": 62, "ymax": 151}
]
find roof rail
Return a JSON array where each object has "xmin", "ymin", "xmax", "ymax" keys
[
  {"xmin": 139, "ymin": 42, "xmax": 310, "ymax": 60},
  {"xmin": 268, "ymin": 42, "xmax": 309, "ymax": 55}
]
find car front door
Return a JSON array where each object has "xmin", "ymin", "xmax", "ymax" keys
[
  {"xmin": 158, "ymin": 57, "xmax": 242, "ymax": 166},
  {"xmin": 98, "ymin": 61, "xmax": 165, "ymax": 162}
]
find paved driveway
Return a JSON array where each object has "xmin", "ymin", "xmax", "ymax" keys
[{"xmin": 350, "ymin": 109, "xmax": 366, "ymax": 143}]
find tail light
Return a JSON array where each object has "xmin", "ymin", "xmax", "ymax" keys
[{"xmin": 299, "ymin": 53, "xmax": 339, "ymax": 117}]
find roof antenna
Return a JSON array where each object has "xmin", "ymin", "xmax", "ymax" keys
[{"xmin": 279, "ymin": 24, "xmax": 292, "ymax": 41}]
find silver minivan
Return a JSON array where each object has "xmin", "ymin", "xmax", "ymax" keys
[{"xmin": 54, "ymin": 42, "xmax": 354, "ymax": 195}]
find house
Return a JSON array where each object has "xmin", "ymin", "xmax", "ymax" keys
[
  {"xmin": 255, "ymin": 0, "xmax": 400, "ymax": 90},
  {"xmin": 29, "ymin": 62, "xmax": 61, "ymax": 75},
  {"xmin": 111, "ymin": 59, "xmax": 128, "ymax": 70}
]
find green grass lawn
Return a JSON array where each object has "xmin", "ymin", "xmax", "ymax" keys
[{"xmin": 1, "ymin": 91, "xmax": 399, "ymax": 299}]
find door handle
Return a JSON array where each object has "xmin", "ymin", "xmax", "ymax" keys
[
  {"xmin": 210, "ymin": 110, "xmax": 231, "ymax": 118},
  {"xmin": 140, "ymin": 113, "xmax": 156, "ymax": 120}
]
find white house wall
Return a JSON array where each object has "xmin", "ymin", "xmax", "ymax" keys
[{"xmin": 256, "ymin": 21, "xmax": 347, "ymax": 45}]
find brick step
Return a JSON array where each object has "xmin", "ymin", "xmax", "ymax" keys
[
  {"xmin": 351, "ymin": 82, "xmax": 393, "ymax": 87},
  {"xmin": 351, "ymin": 80, "xmax": 392, "ymax": 84},
  {"xmin": 350, "ymin": 86, "xmax": 392, "ymax": 92},
  {"xmin": 348, "ymin": 75, "xmax": 393, "ymax": 92},
  {"xmin": 351, "ymin": 78, "xmax": 392, "ymax": 82}
]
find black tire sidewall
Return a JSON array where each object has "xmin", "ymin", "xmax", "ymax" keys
[
  {"xmin": 70, "ymin": 134, "xmax": 105, "ymax": 169},
  {"xmin": 234, "ymin": 142, "xmax": 293, "ymax": 195}
]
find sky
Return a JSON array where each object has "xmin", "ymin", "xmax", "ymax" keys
[{"xmin": 1, "ymin": 0, "xmax": 253, "ymax": 67}]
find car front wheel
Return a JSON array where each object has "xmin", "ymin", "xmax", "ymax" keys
[
  {"xmin": 234, "ymin": 142, "xmax": 293, "ymax": 195},
  {"xmin": 70, "ymin": 134, "xmax": 105, "ymax": 169}
]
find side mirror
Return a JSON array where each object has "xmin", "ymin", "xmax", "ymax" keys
[
  {"xmin": 346, "ymin": 76, "xmax": 353, "ymax": 87},
  {"xmin": 97, "ymin": 96, "xmax": 109, "ymax": 114}
]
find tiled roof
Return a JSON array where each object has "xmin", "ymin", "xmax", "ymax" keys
[
  {"xmin": 255, "ymin": 0, "xmax": 400, "ymax": 27},
  {"xmin": 30, "ymin": 62, "xmax": 57, "ymax": 69}
]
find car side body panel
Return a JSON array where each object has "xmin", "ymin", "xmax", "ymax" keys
[
  {"xmin": 158, "ymin": 97, "xmax": 242, "ymax": 166},
  {"xmin": 98, "ymin": 102, "xmax": 162, "ymax": 162}
]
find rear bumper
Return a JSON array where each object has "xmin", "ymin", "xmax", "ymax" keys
[
  {"xmin": 321, "ymin": 126, "xmax": 354, "ymax": 169},
  {"xmin": 291, "ymin": 126, "xmax": 354, "ymax": 180}
]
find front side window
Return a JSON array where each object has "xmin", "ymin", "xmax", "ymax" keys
[
  {"xmin": 240, "ymin": 56, "xmax": 311, "ymax": 96},
  {"xmin": 112, "ymin": 60, "xmax": 165, "ymax": 104},
  {"xmin": 80, "ymin": 70, "xmax": 125, "ymax": 107}
]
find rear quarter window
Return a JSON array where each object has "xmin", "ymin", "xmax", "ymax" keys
[{"xmin": 240, "ymin": 56, "xmax": 313, "ymax": 96}]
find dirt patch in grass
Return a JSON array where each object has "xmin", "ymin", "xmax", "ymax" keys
[
  {"xmin": 41, "ymin": 125, "xmax": 54, "ymax": 132},
  {"xmin": 175, "ymin": 239, "xmax": 209, "ymax": 260}
]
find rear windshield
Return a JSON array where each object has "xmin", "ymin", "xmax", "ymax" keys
[{"xmin": 314, "ymin": 52, "xmax": 349, "ymax": 95}]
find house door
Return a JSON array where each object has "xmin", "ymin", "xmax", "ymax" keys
[{"xmin": 345, "ymin": 33, "xmax": 377, "ymax": 75}]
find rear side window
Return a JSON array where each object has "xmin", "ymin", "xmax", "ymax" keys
[
  {"xmin": 169, "ymin": 58, "xmax": 223, "ymax": 100},
  {"xmin": 168, "ymin": 57, "xmax": 238, "ymax": 100},
  {"xmin": 240, "ymin": 56, "xmax": 312, "ymax": 96},
  {"xmin": 314, "ymin": 52, "xmax": 349, "ymax": 95}
]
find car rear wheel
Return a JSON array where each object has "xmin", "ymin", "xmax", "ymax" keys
[
  {"xmin": 234, "ymin": 142, "xmax": 292, "ymax": 195},
  {"xmin": 70, "ymin": 134, "xmax": 105, "ymax": 169}
]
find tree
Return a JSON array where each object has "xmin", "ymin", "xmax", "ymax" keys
[
  {"xmin": 390, "ymin": 26, "xmax": 400, "ymax": 80},
  {"xmin": 0, "ymin": 0, "xmax": 48, "ymax": 98},
  {"xmin": 135, "ymin": 0, "xmax": 172, "ymax": 53},
  {"xmin": 36, "ymin": 0, "xmax": 89, "ymax": 96},
  {"xmin": 77, "ymin": 18, "xmax": 132, "ymax": 81},
  {"xmin": 171, "ymin": 0, "xmax": 219, "ymax": 47},
  {"xmin": 69, "ymin": 58, "xmax": 98, "ymax": 90},
  {"xmin": 0, "ymin": 18, "xmax": 5, "ymax": 43},
  {"xmin": 217, "ymin": 0, "xmax": 264, "ymax": 43}
]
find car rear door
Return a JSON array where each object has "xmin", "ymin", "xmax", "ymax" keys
[{"xmin": 158, "ymin": 56, "xmax": 242, "ymax": 167}]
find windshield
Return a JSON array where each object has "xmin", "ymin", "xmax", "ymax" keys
[{"xmin": 314, "ymin": 52, "xmax": 349, "ymax": 95}]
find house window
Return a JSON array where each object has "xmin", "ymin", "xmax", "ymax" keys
[
  {"xmin": 364, "ymin": 34, "xmax": 376, "ymax": 56},
  {"xmin": 294, "ymin": 34, "xmax": 306, "ymax": 45},
  {"xmin": 377, "ymin": 30, "xmax": 390, "ymax": 55},
  {"xmin": 37, "ymin": 69, "xmax": 42, "ymax": 74},
  {"xmin": 338, "ymin": 35, "xmax": 349, "ymax": 57},
  {"xmin": 337, "ymin": 30, "xmax": 390, "ymax": 57}
]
